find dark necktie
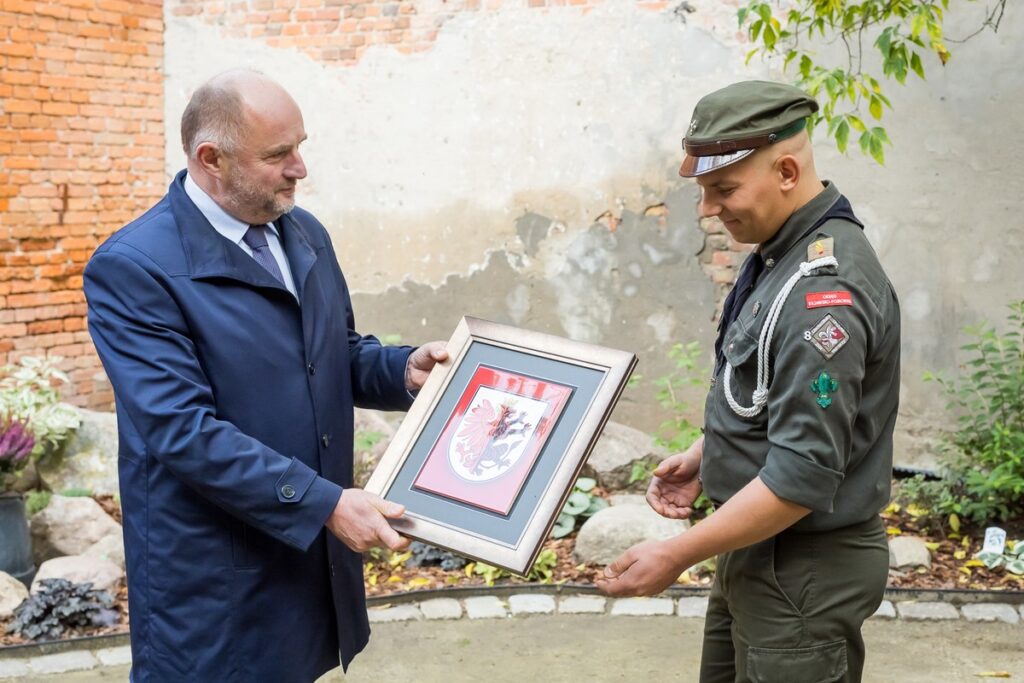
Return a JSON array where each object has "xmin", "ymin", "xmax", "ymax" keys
[
  {"xmin": 242, "ymin": 224, "xmax": 285, "ymax": 286},
  {"xmin": 714, "ymin": 251, "xmax": 764, "ymax": 374}
]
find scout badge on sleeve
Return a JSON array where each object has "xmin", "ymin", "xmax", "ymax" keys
[
  {"xmin": 805, "ymin": 313, "xmax": 849, "ymax": 359},
  {"xmin": 810, "ymin": 371, "xmax": 839, "ymax": 409}
]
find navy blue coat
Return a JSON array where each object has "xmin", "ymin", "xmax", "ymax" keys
[{"xmin": 84, "ymin": 171, "xmax": 413, "ymax": 682}]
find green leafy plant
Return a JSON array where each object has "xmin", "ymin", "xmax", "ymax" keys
[
  {"xmin": 551, "ymin": 477, "xmax": 608, "ymax": 539},
  {"xmin": 7, "ymin": 579, "xmax": 119, "ymax": 641},
  {"xmin": 652, "ymin": 341, "xmax": 706, "ymax": 454},
  {"xmin": 526, "ymin": 548, "xmax": 559, "ymax": 583},
  {"xmin": 472, "ymin": 561, "xmax": 508, "ymax": 587},
  {"xmin": 977, "ymin": 540, "xmax": 1024, "ymax": 576},
  {"xmin": 738, "ymin": 0, "xmax": 1006, "ymax": 164},
  {"xmin": 354, "ymin": 430, "xmax": 385, "ymax": 453},
  {"xmin": 0, "ymin": 356, "xmax": 81, "ymax": 458},
  {"xmin": 471, "ymin": 548, "xmax": 560, "ymax": 586},
  {"xmin": 903, "ymin": 301, "xmax": 1024, "ymax": 526},
  {"xmin": 23, "ymin": 489, "xmax": 52, "ymax": 515}
]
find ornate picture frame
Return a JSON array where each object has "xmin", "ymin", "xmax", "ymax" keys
[{"xmin": 365, "ymin": 317, "xmax": 637, "ymax": 575}]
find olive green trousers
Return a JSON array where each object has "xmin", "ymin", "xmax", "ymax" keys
[{"xmin": 699, "ymin": 516, "xmax": 889, "ymax": 683}]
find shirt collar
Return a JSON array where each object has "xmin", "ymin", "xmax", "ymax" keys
[
  {"xmin": 760, "ymin": 180, "xmax": 841, "ymax": 263},
  {"xmin": 183, "ymin": 172, "xmax": 280, "ymax": 243}
]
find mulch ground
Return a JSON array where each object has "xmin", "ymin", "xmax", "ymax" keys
[{"xmin": 2, "ymin": 498, "xmax": 1021, "ymax": 648}]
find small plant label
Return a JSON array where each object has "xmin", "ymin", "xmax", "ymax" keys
[{"xmin": 982, "ymin": 527, "xmax": 1007, "ymax": 555}]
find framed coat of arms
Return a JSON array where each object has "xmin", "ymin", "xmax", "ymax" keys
[{"xmin": 365, "ymin": 317, "xmax": 636, "ymax": 575}]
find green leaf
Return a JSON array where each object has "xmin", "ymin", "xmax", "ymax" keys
[
  {"xmin": 563, "ymin": 491, "xmax": 591, "ymax": 515},
  {"xmin": 551, "ymin": 512, "xmax": 575, "ymax": 538},
  {"xmin": 1006, "ymin": 559, "xmax": 1024, "ymax": 575},
  {"xmin": 584, "ymin": 497, "xmax": 610, "ymax": 516},
  {"xmin": 869, "ymin": 96, "xmax": 884, "ymax": 121},
  {"xmin": 835, "ymin": 119, "xmax": 850, "ymax": 153},
  {"xmin": 575, "ymin": 476, "xmax": 597, "ymax": 492},
  {"xmin": 910, "ymin": 52, "xmax": 925, "ymax": 79}
]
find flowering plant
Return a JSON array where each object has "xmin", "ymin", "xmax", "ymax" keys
[
  {"xmin": 0, "ymin": 416, "xmax": 35, "ymax": 492},
  {"xmin": 0, "ymin": 357, "xmax": 80, "ymax": 492}
]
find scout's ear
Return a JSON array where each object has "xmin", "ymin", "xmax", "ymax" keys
[{"xmin": 775, "ymin": 153, "xmax": 800, "ymax": 193}]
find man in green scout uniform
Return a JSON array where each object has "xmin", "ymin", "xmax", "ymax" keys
[{"xmin": 597, "ymin": 81, "xmax": 900, "ymax": 683}]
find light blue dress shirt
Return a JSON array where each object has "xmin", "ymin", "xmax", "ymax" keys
[{"xmin": 183, "ymin": 173, "xmax": 298, "ymax": 299}]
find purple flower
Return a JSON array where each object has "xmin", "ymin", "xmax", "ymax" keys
[{"xmin": 0, "ymin": 418, "xmax": 35, "ymax": 468}]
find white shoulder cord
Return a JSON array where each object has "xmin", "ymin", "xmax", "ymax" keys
[{"xmin": 723, "ymin": 256, "xmax": 839, "ymax": 417}]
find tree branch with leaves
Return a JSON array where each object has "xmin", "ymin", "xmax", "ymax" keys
[{"xmin": 738, "ymin": 0, "xmax": 1007, "ymax": 163}]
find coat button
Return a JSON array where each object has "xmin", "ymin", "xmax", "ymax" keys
[
  {"xmin": 321, "ymin": 434, "xmax": 330, "ymax": 448},
  {"xmin": 281, "ymin": 484, "xmax": 296, "ymax": 499},
  {"xmin": 307, "ymin": 362, "xmax": 316, "ymax": 375},
  {"xmin": 764, "ymin": 257, "xmax": 776, "ymax": 268}
]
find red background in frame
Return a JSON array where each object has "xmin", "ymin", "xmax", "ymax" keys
[{"xmin": 412, "ymin": 365, "xmax": 573, "ymax": 515}]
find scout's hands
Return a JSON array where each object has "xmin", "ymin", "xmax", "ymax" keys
[
  {"xmin": 646, "ymin": 435, "xmax": 704, "ymax": 520},
  {"xmin": 595, "ymin": 538, "xmax": 688, "ymax": 597},
  {"xmin": 405, "ymin": 342, "xmax": 448, "ymax": 391},
  {"xmin": 325, "ymin": 489, "xmax": 410, "ymax": 553}
]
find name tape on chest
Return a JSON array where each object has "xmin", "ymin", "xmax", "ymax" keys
[{"xmin": 805, "ymin": 290, "xmax": 853, "ymax": 309}]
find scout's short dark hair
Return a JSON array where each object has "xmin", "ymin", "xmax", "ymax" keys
[{"xmin": 180, "ymin": 77, "xmax": 248, "ymax": 160}]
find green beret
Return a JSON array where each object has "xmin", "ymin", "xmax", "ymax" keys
[{"xmin": 679, "ymin": 80, "xmax": 819, "ymax": 177}]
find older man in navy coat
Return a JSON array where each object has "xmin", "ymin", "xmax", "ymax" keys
[{"xmin": 84, "ymin": 69, "xmax": 446, "ymax": 682}]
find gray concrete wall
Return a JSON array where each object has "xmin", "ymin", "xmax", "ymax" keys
[{"xmin": 163, "ymin": 0, "xmax": 1024, "ymax": 466}]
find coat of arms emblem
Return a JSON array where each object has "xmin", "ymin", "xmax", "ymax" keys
[{"xmin": 448, "ymin": 387, "xmax": 548, "ymax": 482}]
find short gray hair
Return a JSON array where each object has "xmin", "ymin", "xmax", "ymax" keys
[{"xmin": 180, "ymin": 80, "xmax": 246, "ymax": 159}]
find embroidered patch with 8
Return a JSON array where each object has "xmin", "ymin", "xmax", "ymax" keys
[{"xmin": 804, "ymin": 313, "xmax": 849, "ymax": 359}]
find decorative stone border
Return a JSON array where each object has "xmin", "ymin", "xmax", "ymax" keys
[{"xmin": 2, "ymin": 589, "xmax": 1022, "ymax": 679}]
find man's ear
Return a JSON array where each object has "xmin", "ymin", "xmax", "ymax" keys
[
  {"xmin": 195, "ymin": 142, "xmax": 226, "ymax": 179},
  {"xmin": 776, "ymin": 154, "xmax": 800, "ymax": 192}
]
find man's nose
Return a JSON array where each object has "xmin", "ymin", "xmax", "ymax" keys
[
  {"xmin": 285, "ymin": 151, "xmax": 307, "ymax": 180},
  {"xmin": 698, "ymin": 191, "xmax": 721, "ymax": 219}
]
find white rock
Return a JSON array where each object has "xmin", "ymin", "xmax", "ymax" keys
[
  {"xmin": 610, "ymin": 597, "xmax": 675, "ymax": 616},
  {"xmin": 896, "ymin": 601, "xmax": 959, "ymax": 621},
  {"xmin": 83, "ymin": 533, "xmax": 126, "ymax": 570},
  {"xmin": 38, "ymin": 407, "xmax": 118, "ymax": 496},
  {"xmin": 0, "ymin": 571, "xmax": 29, "ymax": 620},
  {"xmin": 961, "ymin": 603, "xmax": 1020, "ymax": 624},
  {"xmin": 559, "ymin": 595, "xmax": 607, "ymax": 614},
  {"xmin": 871, "ymin": 600, "xmax": 897, "ymax": 619},
  {"xmin": 573, "ymin": 504, "xmax": 689, "ymax": 565},
  {"xmin": 30, "ymin": 495, "xmax": 121, "ymax": 564},
  {"xmin": 581, "ymin": 422, "xmax": 667, "ymax": 491},
  {"xmin": 367, "ymin": 604, "xmax": 422, "ymax": 623},
  {"xmin": 419, "ymin": 598, "xmax": 462, "ymax": 620},
  {"xmin": 677, "ymin": 596, "xmax": 709, "ymax": 618},
  {"xmin": 28, "ymin": 651, "xmax": 97, "ymax": 675},
  {"xmin": 0, "ymin": 659, "xmax": 30, "ymax": 679},
  {"xmin": 508, "ymin": 594, "xmax": 555, "ymax": 615},
  {"xmin": 464, "ymin": 596, "xmax": 507, "ymax": 619},
  {"xmin": 31, "ymin": 555, "xmax": 123, "ymax": 594},
  {"xmin": 95, "ymin": 645, "xmax": 133, "ymax": 666},
  {"xmin": 888, "ymin": 535, "xmax": 932, "ymax": 569}
]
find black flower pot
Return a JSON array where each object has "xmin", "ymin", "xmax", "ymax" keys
[{"xmin": 0, "ymin": 493, "xmax": 36, "ymax": 587}]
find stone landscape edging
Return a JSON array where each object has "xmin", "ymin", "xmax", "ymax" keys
[{"xmin": 2, "ymin": 585, "xmax": 1022, "ymax": 679}]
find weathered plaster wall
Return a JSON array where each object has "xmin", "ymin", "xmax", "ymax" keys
[{"xmin": 163, "ymin": 0, "xmax": 1023, "ymax": 465}]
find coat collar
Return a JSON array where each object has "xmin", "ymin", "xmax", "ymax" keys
[
  {"xmin": 760, "ymin": 180, "xmax": 841, "ymax": 264},
  {"xmin": 169, "ymin": 170, "xmax": 319, "ymax": 300}
]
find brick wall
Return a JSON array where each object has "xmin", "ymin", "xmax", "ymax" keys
[
  {"xmin": 168, "ymin": 0, "xmax": 669, "ymax": 66},
  {"xmin": 0, "ymin": 0, "xmax": 165, "ymax": 409}
]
